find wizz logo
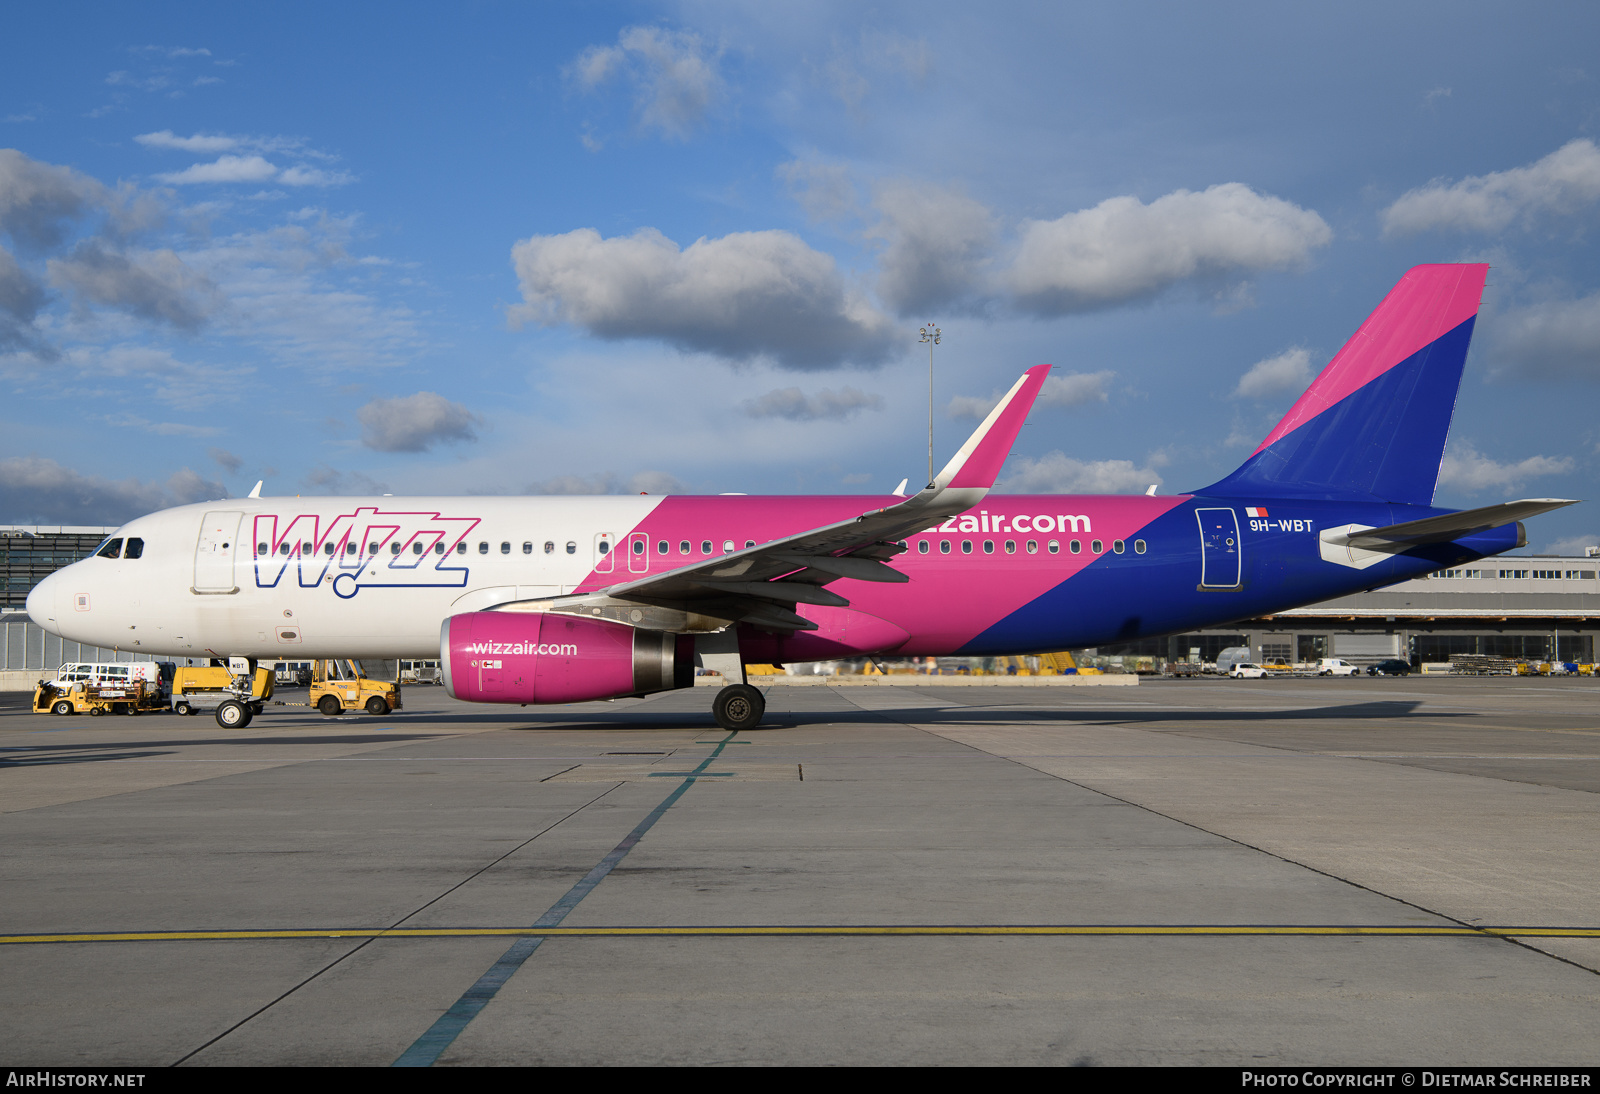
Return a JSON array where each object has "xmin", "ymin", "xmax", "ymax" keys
[{"xmin": 252, "ymin": 507, "xmax": 481, "ymax": 599}]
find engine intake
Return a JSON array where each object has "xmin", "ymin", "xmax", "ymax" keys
[{"xmin": 440, "ymin": 611, "xmax": 688, "ymax": 704}]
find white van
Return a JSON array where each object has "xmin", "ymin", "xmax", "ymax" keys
[
  {"xmin": 51, "ymin": 662, "xmax": 175, "ymax": 696},
  {"xmin": 1317, "ymin": 658, "xmax": 1360, "ymax": 677}
]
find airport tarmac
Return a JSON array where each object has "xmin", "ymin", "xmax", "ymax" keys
[{"xmin": 2, "ymin": 676, "xmax": 1599, "ymax": 1067}]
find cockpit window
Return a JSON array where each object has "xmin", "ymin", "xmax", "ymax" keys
[
  {"xmin": 96, "ymin": 538, "xmax": 123, "ymax": 559},
  {"xmin": 123, "ymin": 538, "xmax": 144, "ymax": 559}
]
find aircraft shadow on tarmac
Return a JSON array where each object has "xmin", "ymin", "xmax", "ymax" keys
[{"xmin": 0, "ymin": 701, "xmax": 1441, "ymax": 761}]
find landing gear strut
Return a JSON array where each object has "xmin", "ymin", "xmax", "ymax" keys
[{"xmin": 712, "ymin": 684, "xmax": 765, "ymax": 732}]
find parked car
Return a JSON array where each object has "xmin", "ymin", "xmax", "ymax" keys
[
  {"xmin": 1229, "ymin": 662, "xmax": 1267, "ymax": 679},
  {"xmin": 1367, "ymin": 659, "xmax": 1412, "ymax": 676}
]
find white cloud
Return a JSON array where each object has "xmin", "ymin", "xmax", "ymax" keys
[
  {"xmin": 1488, "ymin": 291, "xmax": 1600, "ymax": 379},
  {"xmin": 303, "ymin": 464, "xmax": 389, "ymax": 495},
  {"xmin": 1436, "ymin": 441, "xmax": 1573, "ymax": 494},
  {"xmin": 356, "ymin": 392, "xmax": 482, "ymax": 453},
  {"xmin": 1007, "ymin": 183, "xmax": 1331, "ymax": 315},
  {"xmin": 526, "ymin": 469, "xmax": 686, "ymax": 495},
  {"xmin": 1544, "ymin": 533, "xmax": 1599, "ymax": 556},
  {"xmin": 509, "ymin": 226, "xmax": 899, "ymax": 369},
  {"xmin": 571, "ymin": 26, "xmax": 724, "ymax": 140},
  {"xmin": 777, "ymin": 160, "xmax": 860, "ymax": 224},
  {"xmin": 134, "ymin": 130, "xmax": 238, "ymax": 153},
  {"xmin": 1382, "ymin": 139, "xmax": 1600, "ymax": 236},
  {"xmin": 159, "ymin": 154, "xmax": 279, "ymax": 185},
  {"xmin": 0, "ymin": 243, "xmax": 47, "ymax": 352},
  {"xmin": 741, "ymin": 386, "xmax": 884, "ymax": 421},
  {"xmin": 948, "ymin": 370, "xmax": 1114, "ymax": 420},
  {"xmin": 1234, "ymin": 346, "xmax": 1312, "ymax": 399},
  {"xmin": 0, "ymin": 455, "xmax": 226, "ymax": 524},
  {"xmin": 277, "ymin": 165, "xmax": 355, "ymax": 187},
  {"xmin": 869, "ymin": 179, "xmax": 996, "ymax": 315},
  {"xmin": 997, "ymin": 450, "xmax": 1166, "ymax": 494},
  {"xmin": 48, "ymin": 243, "xmax": 219, "ymax": 329},
  {"xmin": 0, "ymin": 148, "xmax": 109, "ymax": 252},
  {"xmin": 64, "ymin": 344, "xmax": 252, "ymax": 406}
]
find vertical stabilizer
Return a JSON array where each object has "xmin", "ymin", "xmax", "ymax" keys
[{"xmin": 1201, "ymin": 263, "xmax": 1489, "ymax": 504}]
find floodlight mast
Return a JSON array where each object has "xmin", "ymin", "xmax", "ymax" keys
[{"xmin": 919, "ymin": 323, "xmax": 940, "ymax": 487}]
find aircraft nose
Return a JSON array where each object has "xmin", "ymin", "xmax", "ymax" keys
[{"xmin": 26, "ymin": 569, "xmax": 60, "ymax": 629}]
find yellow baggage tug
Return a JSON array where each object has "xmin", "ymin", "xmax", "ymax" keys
[{"xmin": 310, "ymin": 659, "xmax": 402, "ymax": 717}]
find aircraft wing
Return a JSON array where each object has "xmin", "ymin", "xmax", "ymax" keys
[
  {"xmin": 1328, "ymin": 499, "xmax": 1579, "ymax": 550},
  {"xmin": 538, "ymin": 364, "xmax": 1051, "ymax": 632}
]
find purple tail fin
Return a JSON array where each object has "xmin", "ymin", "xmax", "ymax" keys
[{"xmin": 1202, "ymin": 263, "xmax": 1489, "ymax": 505}]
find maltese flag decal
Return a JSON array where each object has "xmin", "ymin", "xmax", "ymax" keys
[{"xmin": 1246, "ymin": 506, "xmax": 1269, "ymax": 518}]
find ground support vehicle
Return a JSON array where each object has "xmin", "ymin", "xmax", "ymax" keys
[
  {"xmin": 32, "ymin": 679, "xmax": 167, "ymax": 717},
  {"xmin": 1317, "ymin": 658, "xmax": 1360, "ymax": 676},
  {"xmin": 171, "ymin": 664, "xmax": 274, "ymax": 728},
  {"xmin": 1229, "ymin": 663, "xmax": 1267, "ymax": 679},
  {"xmin": 310, "ymin": 660, "xmax": 402, "ymax": 717}
]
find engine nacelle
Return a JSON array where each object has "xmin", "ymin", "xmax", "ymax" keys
[{"xmin": 440, "ymin": 611, "xmax": 688, "ymax": 704}]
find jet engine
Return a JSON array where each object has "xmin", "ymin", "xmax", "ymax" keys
[{"xmin": 440, "ymin": 611, "xmax": 690, "ymax": 704}]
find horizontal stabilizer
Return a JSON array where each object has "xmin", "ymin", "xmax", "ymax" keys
[{"xmin": 1325, "ymin": 499, "xmax": 1578, "ymax": 550}]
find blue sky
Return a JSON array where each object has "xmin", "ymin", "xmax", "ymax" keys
[{"xmin": 3, "ymin": 1, "xmax": 1598, "ymax": 552}]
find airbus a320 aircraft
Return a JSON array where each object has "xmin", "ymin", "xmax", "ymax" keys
[{"xmin": 27, "ymin": 264, "xmax": 1574, "ymax": 730}]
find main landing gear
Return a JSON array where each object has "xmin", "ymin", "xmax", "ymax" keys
[{"xmin": 712, "ymin": 684, "xmax": 765, "ymax": 732}]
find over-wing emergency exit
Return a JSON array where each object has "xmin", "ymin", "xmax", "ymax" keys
[{"xmin": 28, "ymin": 265, "xmax": 1575, "ymax": 730}]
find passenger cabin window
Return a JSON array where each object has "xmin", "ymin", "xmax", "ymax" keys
[
  {"xmin": 369, "ymin": 542, "xmax": 380, "ymax": 554},
  {"xmin": 1047, "ymin": 540, "xmax": 1060, "ymax": 554},
  {"xmin": 1004, "ymin": 540, "xmax": 1015, "ymax": 554},
  {"xmin": 123, "ymin": 538, "xmax": 144, "ymax": 559},
  {"xmin": 962, "ymin": 541, "xmax": 973, "ymax": 554},
  {"xmin": 523, "ymin": 542, "xmax": 533, "ymax": 555},
  {"xmin": 324, "ymin": 543, "xmax": 336, "ymax": 556},
  {"xmin": 1026, "ymin": 540, "xmax": 1038, "ymax": 554},
  {"xmin": 918, "ymin": 541, "xmax": 930, "ymax": 554},
  {"xmin": 412, "ymin": 542, "xmax": 424, "ymax": 555},
  {"xmin": 479, "ymin": 542, "xmax": 488, "ymax": 554},
  {"xmin": 434, "ymin": 543, "xmax": 445, "ymax": 555},
  {"xmin": 679, "ymin": 541, "xmax": 690, "ymax": 555},
  {"xmin": 701, "ymin": 540, "xmax": 712, "ymax": 554},
  {"xmin": 457, "ymin": 543, "xmax": 467, "ymax": 554},
  {"xmin": 598, "ymin": 540, "xmax": 609, "ymax": 555},
  {"xmin": 390, "ymin": 543, "xmax": 402, "ymax": 555},
  {"xmin": 658, "ymin": 540, "xmax": 669, "ymax": 554},
  {"xmin": 983, "ymin": 540, "xmax": 994, "ymax": 554},
  {"xmin": 939, "ymin": 541, "xmax": 951, "ymax": 554},
  {"xmin": 501, "ymin": 542, "xmax": 510, "ymax": 555},
  {"xmin": 303, "ymin": 542, "xmax": 313, "ymax": 555},
  {"xmin": 348, "ymin": 543, "xmax": 359, "ymax": 556},
  {"xmin": 1112, "ymin": 539, "xmax": 1125, "ymax": 554},
  {"xmin": 1092, "ymin": 539, "xmax": 1103, "ymax": 553},
  {"xmin": 567, "ymin": 542, "xmax": 577, "ymax": 554},
  {"xmin": 745, "ymin": 540, "xmax": 756, "ymax": 549},
  {"xmin": 96, "ymin": 538, "xmax": 123, "ymax": 559},
  {"xmin": 722, "ymin": 540, "xmax": 735, "ymax": 553},
  {"xmin": 1134, "ymin": 539, "xmax": 1146, "ymax": 554},
  {"xmin": 258, "ymin": 542, "xmax": 269, "ymax": 555},
  {"xmin": 1069, "ymin": 540, "xmax": 1081, "ymax": 554},
  {"xmin": 279, "ymin": 543, "xmax": 292, "ymax": 556},
  {"xmin": 633, "ymin": 540, "xmax": 645, "ymax": 555},
  {"xmin": 544, "ymin": 541, "xmax": 554, "ymax": 554}
]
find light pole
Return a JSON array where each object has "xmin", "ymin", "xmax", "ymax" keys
[{"xmin": 919, "ymin": 323, "xmax": 940, "ymax": 487}]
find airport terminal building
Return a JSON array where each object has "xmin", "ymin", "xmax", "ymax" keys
[
  {"xmin": 1087, "ymin": 552, "xmax": 1600, "ymax": 669},
  {"xmin": 3, "ymin": 520, "xmax": 1599, "ymax": 683}
]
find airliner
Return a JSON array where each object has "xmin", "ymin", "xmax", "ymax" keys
[{"xmin": 26, "ymin": 264, "xmax": 1574, "ymax": 730}]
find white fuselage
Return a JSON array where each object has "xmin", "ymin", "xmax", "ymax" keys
[{"xmin": 27, "ymin": 496, "xmax": 661, "ymax": 660}]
